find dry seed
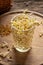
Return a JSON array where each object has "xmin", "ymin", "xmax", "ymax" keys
[
  {"xmin": 0, "ymin": 52, "xmax": 9, "ymax": 58},
  {"xmin": 0, "ymin": 24, "xmax": 11, "ymax": 36},
  {"xmin": 7, "ymin": 48, "xmax": 10, "ymax": 51},
  {"xmin": 39, "ymin": 33, "xmax": 43, "ymax": 37},
  {"xmin": 7, "ymin": 56, "xmax": 12, "ymax": 62}
]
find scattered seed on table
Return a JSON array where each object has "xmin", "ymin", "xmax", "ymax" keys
[
  {"xmin": 7, "ymin": 48, "xmax": 10, "ymax": 51},
  {"xmin": 7, "ymin": 56, "xmax": 12, "ymax": 62},
  {"xmin": 39, "ymin": 33, "xmax": 43, "ymax": 37}
]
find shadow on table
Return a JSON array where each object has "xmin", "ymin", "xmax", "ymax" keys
[{"xmin": 13, "ymin": 48, "xmax": 31, "ymax": 65}]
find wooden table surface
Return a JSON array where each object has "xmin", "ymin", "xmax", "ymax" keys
[
  {"xmin": 0, "ymin": 1, "xmax": 43, "ymax": 65},
  {"xmin": 10, "ymin": 0, "xmax": 43, "ymax": 14}
]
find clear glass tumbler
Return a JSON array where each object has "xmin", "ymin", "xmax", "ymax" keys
[{"xmin": 11, "ymin": 14, "xmax": 35, "ymax": 52}]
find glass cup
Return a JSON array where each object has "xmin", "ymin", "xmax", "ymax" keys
[{"xmin": 11, "ymin": 14, "xmax": 35, "ymax": 52}]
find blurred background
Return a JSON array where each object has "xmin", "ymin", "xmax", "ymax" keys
[{"xmin": 0, "ymin": 0, "xmax": 43, "ymax": 14}]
